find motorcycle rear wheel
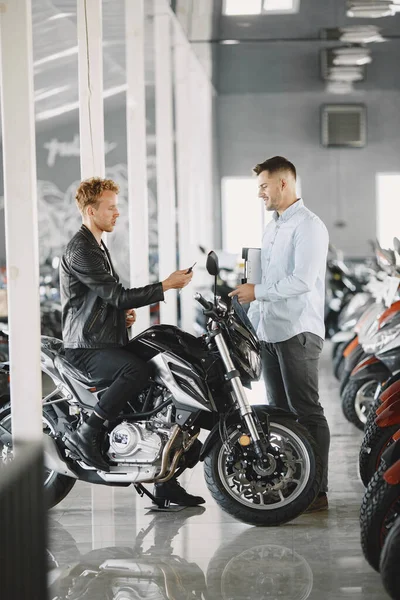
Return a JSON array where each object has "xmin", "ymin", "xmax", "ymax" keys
[
  {"xmin": 203, "ymin": 416, "xmax": 323, "ymax": 526},
  {"xmin": 0, "ymin": 402, "xmax": 76, "ymax": 508}
]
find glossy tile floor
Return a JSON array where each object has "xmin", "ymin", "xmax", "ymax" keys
[{"xmin": 48, "ymin": 344, "xmax": 390, "ymax": 600}]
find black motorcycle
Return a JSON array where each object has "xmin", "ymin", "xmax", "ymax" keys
[{"xmin": 0, "ymin": 252, "xmax": 322, "ymax": 526}]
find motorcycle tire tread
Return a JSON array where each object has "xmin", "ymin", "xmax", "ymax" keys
[
  {"xmin": 359, "ymin": 421, "xmax": 398, "ymax": 487},
  {"xmin": 380, "ymin": 516, "xmax": 400, "ymax": 600},
  {"xmin": 360, "ymin": 462, "xmax": 400, "ymax": 572},
  {"xmin": 341, "ymin": 379, "xmax": 373, "ymax": 431}
]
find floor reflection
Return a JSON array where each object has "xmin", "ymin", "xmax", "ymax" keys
[{"xmin": 48, "ymin": 508, "xmax": 313, "ymax": 600}]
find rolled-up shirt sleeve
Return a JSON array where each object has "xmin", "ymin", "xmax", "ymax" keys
[{"xmin": 254, "ymin": 219, "xmax": 328, "ymax": 303}]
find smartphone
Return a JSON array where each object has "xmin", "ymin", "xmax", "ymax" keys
[{"xmin": 186, "ymin": 262, "xmax": 197, "ymax": 274}]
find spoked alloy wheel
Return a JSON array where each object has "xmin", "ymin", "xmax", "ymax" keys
[
  {"xmin": 204, "ymin": 416, "xmax": 323, "ymax": 526},
  {"xmin": 354, "ymin": 381, "xmax": 378, "ymax": 426},
  {"xmin": 0, "ymin": 409, "xmax": 56, "ymax": 487},
  {"xmin": 0, "ymin": 402, "xmax": 76, "ymax": 507},
  {"xmin": 218, "ymin": 423, "xmax": 311, "ymax": 510}
]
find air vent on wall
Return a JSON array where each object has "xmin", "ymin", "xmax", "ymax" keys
[{"xmin": 321, "ymin": 104, "xmax": 367, "ymax": 148}]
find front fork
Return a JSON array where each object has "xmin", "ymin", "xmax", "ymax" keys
[{"xmin": 214, "ymin": 329, "xmax": 267, "ymax": 458}]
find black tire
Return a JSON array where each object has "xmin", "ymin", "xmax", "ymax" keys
[
  {"xmin": 359, "ymin": 421, "xmax": 399, "ymax": 487},
  {"xmin": 203, "ymin": 416, "xmax": 323, "ymax": 527},
  {"xmin": 341, "ymin": 379, "xmax": 378, "ymax": 431},
  {"xmin": 334, "ymin": 354, "xmax": 346, "ymax": 381},
  {"xmin": 332, "ymin": 342, "xmax": 347, "ymax": 380},
  {"xmin": 380, "ymin": 516, "xmax": 400, "ymax": 600},
  {"xmin": 364, "ymin": 396, "xmax": 382, "ymax": 434},
  {"xmin": 331, "ymin": 341, "xmax": 342, "ymax": 362},
  {"xmin": 0, "ymin": 402, "xmax": 76, "ymax": 509},
  {"xmin": 360, "ymin": 462, "xmax": 400, "ymax": 572}
]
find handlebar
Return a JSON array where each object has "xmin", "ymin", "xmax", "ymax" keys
[{"xmin": 194, "ymin": 292, "xmax": 213, "ymax": 311}]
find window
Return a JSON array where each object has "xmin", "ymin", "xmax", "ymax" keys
[
  {"xmin": 376, "ymin": 173, "xmax": 400, "ymax": 249},
  {"xmin": 222, "ymin": 177, "xmax": 272, "ymax": 255},
  {"xmin": 223, "ymin": 0, "xmax": 299, "ymax": 15}
]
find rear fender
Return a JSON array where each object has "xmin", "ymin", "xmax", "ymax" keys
[
  {"xmin": 375, "ymin": 398, "xmax": 400, "ymax": 428},
  {"xmin": 350, "ymin": 357, "xmax": 391, "ymax": 383},
  {"xmin": 199, "ymin": 405, "xmax": 296, "ymax": 462},
  {"xmin": 377, "ymin": 393, "xmax": 400, "ymax": 415},
  {"xmin": 380, "ymin": 378, "xmax": 400, "ymax": 404},
  {"xmin": 383, "ymin": 458, "xmax": 400, "ymax": 485},
  {"xmin": 343, "ymin": 336, "xmax": 359, "ymax": 358}
]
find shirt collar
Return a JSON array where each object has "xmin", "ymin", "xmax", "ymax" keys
[{"xmin": 273, "ymin": 198, "xmax": 304, "ymax": 222}]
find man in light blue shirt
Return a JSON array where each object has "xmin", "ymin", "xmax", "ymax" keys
[{"xmin": 229, "ymin": 156, "xmax": 330, "ymax": 512}]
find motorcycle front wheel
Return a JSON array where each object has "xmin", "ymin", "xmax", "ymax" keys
[{"xmin": 203, "ymin": 416, "xmax": 323, "ymax": 526}]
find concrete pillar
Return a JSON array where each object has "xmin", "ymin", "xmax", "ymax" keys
[
  {"xmin": 0, "ymin": 0, "xmax": 43, "ymax": 444},
  {"xmin": 154, "ymin": 0, "xmax": 178, "ymax": 325},
  {"xmin": 125, "ymin": 0, "xmax": 150, "ymax": 333}
]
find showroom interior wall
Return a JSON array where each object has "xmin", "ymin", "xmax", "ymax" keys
[{"xmin": 216, "ymin": 3, "xmax": 400, "ymax": 259}]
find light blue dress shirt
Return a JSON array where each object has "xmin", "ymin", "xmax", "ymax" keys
[{"xmin": 248, "ymin": 199, "xmax": 329, "ymax": 343}]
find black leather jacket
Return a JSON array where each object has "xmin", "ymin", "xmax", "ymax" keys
[{"xmin": 60, "ymin": 225, "xmax": 164, "ymax": 349}]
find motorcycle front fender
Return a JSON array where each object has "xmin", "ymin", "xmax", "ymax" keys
[
  {"xmin": 331, "ymin": 331, "xmax": 355, "ymax": 344},
  {"xmin": 384, "ymin": 459, "xmax": 400, "ymax": 485},
  {"xmin": 199, "ymin": 405, "xmax": 296, "ymax": 462}
]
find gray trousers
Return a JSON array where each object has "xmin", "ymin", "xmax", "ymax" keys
[{"xmin": 261, "ymin": 333, "xmax": 330, "ymax": 493}]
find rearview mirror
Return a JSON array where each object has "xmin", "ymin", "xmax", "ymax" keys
[
  {"xmin": 394, "ymin": 237, "xmax": 400, "ymax": 255},
  {"xmin": 206, "ymin": 251, "xmax": 219, "ymax": 276}
]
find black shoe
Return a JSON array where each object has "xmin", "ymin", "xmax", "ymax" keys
[
  {"xmin": 154, "ymin": 479, "xmax": 205, "ymax": 507},
  {"xmin": 65, "ymin": 422, "xmax": 110, "ymax": 472}
]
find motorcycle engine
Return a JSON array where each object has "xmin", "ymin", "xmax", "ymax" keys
[{"xmin": 107, "ymin": 422, "xmax": 163, "ymax": 464}]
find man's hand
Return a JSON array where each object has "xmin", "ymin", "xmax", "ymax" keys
[
  {"xmin": 125, "ymin": 309, "xmax": 137, "ymax": 328},
  {"xmin": 229, "ymin": 284, "xmax": 256, "ymax": 304},
  {"xmin": 162, "ymin": 269, "xmax": 193, "ymax": 292}
]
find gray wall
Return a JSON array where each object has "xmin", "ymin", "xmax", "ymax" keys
[
  {"xmin": 218, "ymin": 89, "xmax": 400, "ymax": 258},
  {"xmin": 216, "ymin": 2, "xmax": 400, "ymax": 258}
]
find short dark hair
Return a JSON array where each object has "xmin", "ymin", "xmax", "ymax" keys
[{"xmin": 253, "ymin": 156, "xmax": 296, "ymax": 180}]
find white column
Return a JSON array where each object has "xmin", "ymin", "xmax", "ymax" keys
[
  {"xmin": 154, "ymin": 1, "xmax": 178, "ymax": 325},
  {"xmin": 77, "ymin": 0, "xmax": 105, "ymax": 179},
  {"xmin": 0, "ymin": 0, "xmax": 43, "ymax": 443},
  {"xmin": 125, "ymin": 0, "xmax": 150, "ymax": 333},
  {"xmin": 174, "ymin": 26, "xmax": 195, "ymax": 333}
]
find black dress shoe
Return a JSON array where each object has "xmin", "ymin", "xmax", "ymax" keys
[
  {"xmin": 154, "ymin": 479, "xmax": 205, "ymax": 507},
  {"xmin": 65, "ymin": 422, "xmax": 110, "ymax": 472}
]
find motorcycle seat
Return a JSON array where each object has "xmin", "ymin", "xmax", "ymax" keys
[{"xmin": 54, "ymin": 354, "xmax": 111, "ymax": 388}]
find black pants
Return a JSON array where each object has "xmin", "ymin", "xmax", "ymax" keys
[
  {"xmin": 65, "ymin": 347, "xmax": 151, "ymax": 421},
  {"xmin": 261, "ymin": 333, "xmax": 330, "ymax": 493}
]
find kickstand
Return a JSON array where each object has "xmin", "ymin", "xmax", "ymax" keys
[{"xmin": 133, "ymin": 483, "xmax": 186, "ymax": 513}]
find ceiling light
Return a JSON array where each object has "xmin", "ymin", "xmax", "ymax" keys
[
  {"xmin": 346, "ymin": 0, "xmax": 400, "ymax": 17},
  {"xmin": 219, "ymin": 39, "xmax": 241, "ymax": 44},
  {"xmin": 34, "ymin": 86, "xmax": 70, "ymax": 102},
  {"xmin": 326, "ymin": 80, "xmax": 355, "ymax": 94},
  {"xmin": 36, "ymin": 85, "xmax": 127, "ymax": 121},
  {"xmin": 223, "ymin": 0, "xmax": 262, "ymax": 15},
  {"xmin": 328, "ymin": 67, "xmax": 364, "ymax": 82},
  {"xmin": 332, "ymin": 47, "xmax": 372, "ymax": 66},
  {"xmin": 339, "ymin": 25, "xmax": 385, "ymax": 43},
  {"xmin": 33, "ymin": 46, "xmax": 78, "ymax": 68},
  {"xmin": 47, "ymin": 12, "xmax": 75, "ymax": 21}
]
